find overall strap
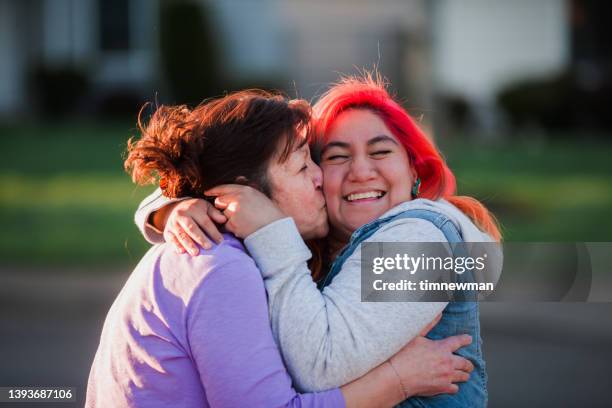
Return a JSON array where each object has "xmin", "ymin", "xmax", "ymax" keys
[{"xmin": 319, "ymin": 209, "xmax": 465, "ymax": 289}]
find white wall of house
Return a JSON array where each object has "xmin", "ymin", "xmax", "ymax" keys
[
  {"xmin": 42, "ymin": 0, "xmax": 75, "ymax": 65},
  {"xmin": 0, "ymin": 0, "xmax": 26, "ymax": 115},
  {"xmin": 276, "ymin": 0, "xmax": 427, "ymax": 97},
  {"xmin": 0, "ymin": 0, "xmax": 160, "ymax": 116},
  {"xmin": 210, "ymin": 0, "xmax": 428, "ymax": 99},
  {"xmin": 432, "ymin": 0, "xmax": 570, "ymax": 104},
  {"xmin": 91, "ymin": 0, "xmax": 158, "ymax": 88},
  {"xmin": 212, "ymin": 0, "xmax": 285, "ymax": 80}
]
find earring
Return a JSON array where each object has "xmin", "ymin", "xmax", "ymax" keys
[{"xmin": 411, "ymin": 177, "xmax": 421, "ymax": 198}]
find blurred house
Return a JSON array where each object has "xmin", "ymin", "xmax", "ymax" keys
[
  {"xmin": 0, "ymin": 0, "xmax": 159, "ymax": 118},
  {"xmin": 431, "ymin": 0, "xmax": 570, "ymax": 132},
  {"xmin": 4, "ymin": 0, "xmax": 607, "ymax": 133}
]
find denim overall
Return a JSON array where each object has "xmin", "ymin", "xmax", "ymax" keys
[{"xmin": 319, "ymin": 209, "xmax": 487, "ymax": 407}]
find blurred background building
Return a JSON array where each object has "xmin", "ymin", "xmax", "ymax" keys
[
  {"xmin": 1, "ymin": 0, "xmax": 610, "ymax": 134},
  {"xmin": 1, "ymin": 1, "xmax": 611, "ymax": 407}
]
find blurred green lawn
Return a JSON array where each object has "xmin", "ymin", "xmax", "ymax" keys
[
  {"xmin": 442, "ymin": 137, "xmax": 612, "ymax": 243},
  {"xmin": 0, "ymin": 122, "xmax": 155, "ymax": 267},
  {"xmin": 1, "ymin": 123, "xmax": 611, "ymax": 268}
]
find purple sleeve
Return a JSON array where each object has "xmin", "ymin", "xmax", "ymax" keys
[{"xmin": 186, "ymin": 259, "xmax": 345, "ymax": 408}]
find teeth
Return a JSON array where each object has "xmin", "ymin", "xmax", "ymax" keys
[{"xmin": 347, "ymin": 191, "xmax": 383, "ymax": 201}]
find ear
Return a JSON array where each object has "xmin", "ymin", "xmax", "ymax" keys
[{"xmin": 409, "ymin": 164, "xmax": 418, "ymax": 182}]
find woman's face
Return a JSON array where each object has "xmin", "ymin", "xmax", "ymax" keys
[
  {"xmin": 320, "ymin": 109, "xmax": 415, "ymax": 240},
  {"xmin": 267, "ymin": 138, "xmax": 329, "ymax": 240}
]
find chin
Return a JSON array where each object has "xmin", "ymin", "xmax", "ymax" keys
[
  {"xmin": 300, "ymin": 221, "xmax": 328, "ymax": 240},
  {"xmin": 349, "ymin": 215, "xmax": 376, "ymax": 229},
  {"xmin": 311, "ymin": 222, "xmax": 329, "ymax": 239},
  {"xmin": 318, "ymin": 223, "xmax": 330, "ymax": 238}
]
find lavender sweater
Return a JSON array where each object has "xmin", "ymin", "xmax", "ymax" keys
[{"xmin": 86, "ymin": 233, "xmax": 344, "ymax": 407}]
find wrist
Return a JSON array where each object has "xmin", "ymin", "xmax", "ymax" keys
[
  {"xmin": 386, "ymin": 360, "xmax": 409, "ymax": 401},
  {"xmin": 262, "ymin": 211, "xmax": 285, "ymax": 231},
  {"xmin": 240, "ymin": 212, "xmax": 284, "ymax": 238},
  {"xmin": 341, "ymin": 361, "xmax": 405, "ymax": 408},
  {"xmin": 151, "ymin": 202, "xmax": 175, "ymax": 231},
  {"xmin": 146, "ymin": 212, "xmax": 164, "ymax": 235}
]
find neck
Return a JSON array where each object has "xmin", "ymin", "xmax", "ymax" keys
[{"xmin": 328, "ymin": 228, "xmax": 350, "ymax": 260}]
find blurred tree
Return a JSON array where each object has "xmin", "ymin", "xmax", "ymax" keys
[
  {"xmin": 498, "ymin": 0, "xmax": 612, "ymax": 135},
  {"xmin": 29, "ymin": 65, "xmax": 90, "ymax": 118},
  {"xmin": 159, "ymin": 0, "xmax": 224, "ymax": 105},
  {"xmin": 497, "ymin": 71, "xmax": 612, "ymax": 134},
  {"xmin": 497, "ymin": 73, "xmax": 573, "ymax": 131}
]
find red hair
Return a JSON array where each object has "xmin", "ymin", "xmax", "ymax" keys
[{"xmin": 313, "ymin": 73, "xmax": 501, "ymax": 242}]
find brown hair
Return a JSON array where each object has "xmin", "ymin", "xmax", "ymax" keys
[{"xmin": 125, "ymin": 90, "xmax": 311, "ymax": 198}]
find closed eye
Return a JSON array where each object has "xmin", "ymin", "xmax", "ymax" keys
[
  {"xmin": 326, "ymin": 154, "xmax": 349, "ymax": 161},
  {"xmin": 371, "ymin": 150, "xmax": 391, "ymax": 156}
]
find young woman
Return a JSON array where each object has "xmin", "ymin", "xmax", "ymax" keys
[
  {"xmin": 87, "ymin": 90, "xmax": 474, "ymax": 408},
  {"xmin": 136, "ymin": 76, "xmax": 500, "ymax": 406}
]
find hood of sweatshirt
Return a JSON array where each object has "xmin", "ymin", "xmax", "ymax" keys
[
  {"xmin": 379, "ymin": 198, "xmax": 497, "ymax": 243},
  {"xmin": 377, "ymin": 198, "xmax": 503, "ymax": 290}
]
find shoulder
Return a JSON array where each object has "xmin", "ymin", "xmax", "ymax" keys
[
  {"xmin": 162, "ymin": 232, "xmax": 252, "ymax": 268},
  {"xmin": 182, "ymin": 236, "xmax": 270, "ymax": 328},
  {"xmin": 157, "ymin": 233, "xmax": 261, "ymax": 303},
  {"xmin": 368, "ymin": 199, "xmax": 468, "ymax": 243},
  {"xmin": 367, "ymin": 215, "xmax": 447, "ymax": 243}
]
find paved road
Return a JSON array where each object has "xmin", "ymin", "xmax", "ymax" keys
[{"xmin": 1, "ymin": 269, "xmax": 611, "ymax": 407}]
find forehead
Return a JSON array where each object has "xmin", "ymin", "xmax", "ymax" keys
[
  {"xmin": 326, "ymin": 109, "xmax": 396, "ymax": 144},
  {"xmin": 267, "ymin": 140, "xmax": 308, "ymax": 191},
  {"xmin": 273, "ymin": 135, "xmax": 308, "ymax": 168}
]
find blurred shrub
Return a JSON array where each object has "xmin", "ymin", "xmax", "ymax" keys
[
  {"xmin": 160, "ymin": 0, "xmax": 224, "ymax": 105},
  {"xmin": 497, "ymin": 71, "xmax": 612, "ymax": 134},
  {"xmin": 436, "ymin": 93, "xmax": 474, "ymax": 133},
  {"xmin": 95, "ymin": 89, "xmax": 147, "ymax": 120},
  {"xmin": 29, "ymin": 65, "xmax": 90, "ymax": 118},
  {"xmin": 225, "ymin": 77, "xmax": 290, "ymax": 96}
]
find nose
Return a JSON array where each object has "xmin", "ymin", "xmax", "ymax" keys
[
  {"xmin": 347, "ymin": 155, "xmax": 376, "ymax": 182},
  {"xmin": 310, "ymin": 161, "xmax": 323, "ymax": 190}
]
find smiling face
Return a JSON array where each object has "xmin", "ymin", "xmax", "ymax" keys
[
  {"xmin": 320, "ymin": 109, "xmax": 415, "ymax": 240},
  {"xmin": 267, "ymin": 137, "xmax": 329, "ymax": 240}
]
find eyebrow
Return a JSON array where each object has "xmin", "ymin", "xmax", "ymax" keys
[
  {"xmin": 294, "ymin": 137, "xmax": 308, "ymax": 151},
  {"xmin": 321, "ymin": 141, "xmax": 350, "ymax": 154},
  {"xmin": 321, "ymin": 134, "xmax": 398, "ymax": 154},
  {"xmin": 289, "ymin": 137, "xmax": 309, "ymax": 168},
  {"xmin": 367, "ymin": 135, "xmax": 399, "ymax": 146}
]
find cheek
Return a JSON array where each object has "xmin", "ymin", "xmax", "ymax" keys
[
  {"xmin": 383, "ymin": 162, "xmax": 412, "ymax": 199},
  {"xmin": 271, "ymin": 182, "xmax": 298, "ymax": 214},
  {"xmin": 322, "ymin": 167, "xmax": 342, "ymax": 202},
  {"xmin": 291, "ymin": 182, "xmax": 317, "ymax": 209},
  {"xmin": 322, "ymin": 187, "xmax": 342, "ymax": 225}
]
